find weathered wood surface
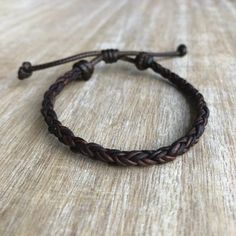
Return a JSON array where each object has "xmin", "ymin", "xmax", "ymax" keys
[{"xmin": 0, "ymin": 0, "xmax": 236, "ymax": 235}]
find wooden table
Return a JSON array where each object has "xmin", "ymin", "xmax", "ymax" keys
[{"xmin": 0, "ymin": 0, "xmax": 236, "ymax": 235}]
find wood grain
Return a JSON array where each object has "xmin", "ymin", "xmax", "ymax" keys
[{"xmin": 0, "ymin": 0, "xmax": 236, "ymax": 235}]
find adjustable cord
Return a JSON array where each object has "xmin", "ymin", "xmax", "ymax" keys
[{"xmin": 18, "ymin": 44, "xmax": 187, "ymax": 80}]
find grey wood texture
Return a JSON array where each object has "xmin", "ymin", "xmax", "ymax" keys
[{"xmin": 0, "ymin": 0, "xmax": 236, "ymax": 235}]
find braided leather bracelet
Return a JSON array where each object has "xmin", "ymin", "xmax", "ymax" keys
[{"xmin": 18, "ymin": 45, "xmax": 209, "ymax": 166}]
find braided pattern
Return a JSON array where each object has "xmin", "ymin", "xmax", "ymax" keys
[{"xmin": 41, "ymin": 53, "xmax": 209, "ymax": 166}]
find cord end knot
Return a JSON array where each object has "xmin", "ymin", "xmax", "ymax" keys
[
  {"xmin": 177, "ymin": 44, "xmax": 187, "ymax": 57},
  {"xmin": 18, "ymin": 62, "xmax": 32, "ymax": 80}
]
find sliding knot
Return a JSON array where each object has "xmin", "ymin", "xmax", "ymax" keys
[
  {"xmin": 73, "ymin": 60, "xmax": 94, "ymax": 81},
  {"xmin": 101, "ymin": 49, "xmax": 119, "ymax": 63},
  {"xmin": 18, "ymin": 62, "xmax": 32, "ymax": 80},
  {"xmin": 134, "ymin": 53, "xmax": 153, "ymax": 70}
]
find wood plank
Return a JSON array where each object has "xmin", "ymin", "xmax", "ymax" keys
[{"xmin": 0, "ymin": 0, "xmax": 235, "ymax": 235}]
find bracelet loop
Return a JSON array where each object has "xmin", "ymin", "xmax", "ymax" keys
[{"xmin": 18, "ymin": 44, "xmax": 209, "ymax": 166}]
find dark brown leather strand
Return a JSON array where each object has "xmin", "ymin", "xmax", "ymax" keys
[{"xmin": 18, "ymin": 45, "xmax": 209, "ymax": 166}]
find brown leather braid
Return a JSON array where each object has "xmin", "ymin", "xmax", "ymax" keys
[{"xmin": 18, "ymin": 45, "xmax": 209, "ymax": 166}]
